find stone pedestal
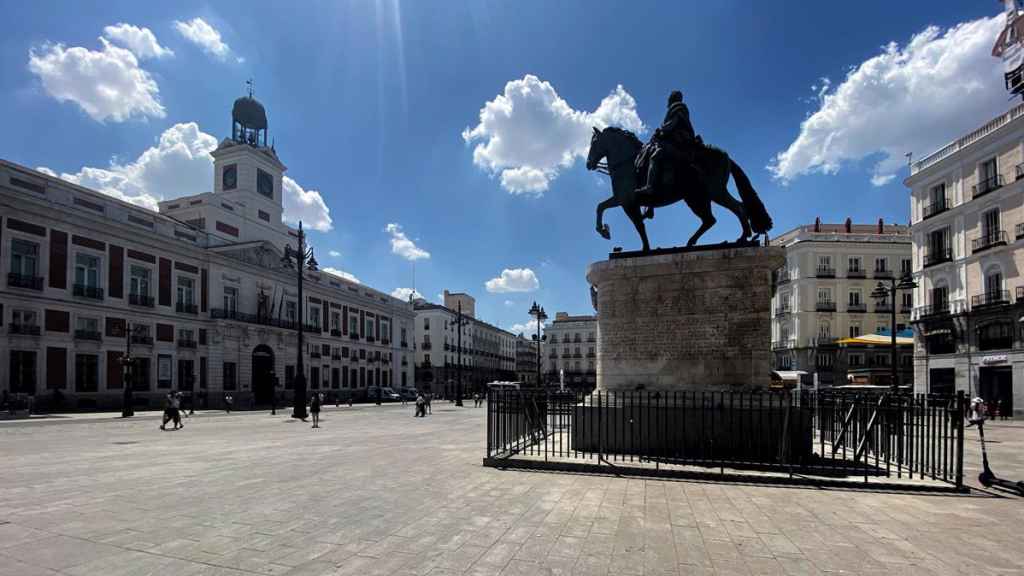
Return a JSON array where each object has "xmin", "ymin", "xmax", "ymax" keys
[{"xmin": 587, "ymin": 246, "xmax": 784, "ymax": 392}]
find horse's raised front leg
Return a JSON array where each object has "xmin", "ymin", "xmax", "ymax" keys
[{"xmin": 596, "ymin": 196, "xmax": 618, "ymax": 240}]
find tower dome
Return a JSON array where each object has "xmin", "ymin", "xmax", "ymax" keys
[{"xmin": 231, "ymin": 95, "xmax": 268, "ymax": 147}]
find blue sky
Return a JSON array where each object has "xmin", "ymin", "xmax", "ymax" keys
[{"xmin": 0, "ymin": 1, "xmax": 1010, "ymax": 334}]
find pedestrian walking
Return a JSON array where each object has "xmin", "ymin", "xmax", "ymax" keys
[
  {"xmin": 426, "ymin": 392, "xmax": 432, "ymax": 415},
  {"xmin": 172, "ymin": 392, "xmax": 184, "ymax": 428},
  {"xmin": 224, "ymin": 393, "xmax": 234, "ymax": 414},
  {"xmin": 310, "ymin": 392, "xmax": 321, "ymax": 428},
  {"xmin": 335, "ymin": 392, "xmax": 340, "ymax": 408},
  {"xmin": 415, "ymin": 393, "xmax": 426, "ymax": 417},
  {"xmin": 968, "ymin": 397, "xmax": 986, "ymax": 427},
  {"xmin": 160, "ymin": 392, "xmax": 175, "ymax": 430}
]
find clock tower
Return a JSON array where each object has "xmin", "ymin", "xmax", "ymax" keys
[{"xmin": 210, "ymin": 92, "xmax": 287, "ymax": 233}]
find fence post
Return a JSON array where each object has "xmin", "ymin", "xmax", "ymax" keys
[{"xmin": 955, "ymin": 390, "xmax": 965, "ymax": 491}]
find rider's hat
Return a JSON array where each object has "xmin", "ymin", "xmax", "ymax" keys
[{"xmin": 668, "ymin": 90, "xmax": 683, "ymax": 105}]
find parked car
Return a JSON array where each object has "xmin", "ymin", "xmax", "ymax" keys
[
  {"xmin": 399, "ymin": 388, "xmax": 418, "ymax": 401},
  {"xmin": 368, "ymin": 387, "xmax": 401, "ymax": 402}
]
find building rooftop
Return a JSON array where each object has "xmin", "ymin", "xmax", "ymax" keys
[
  {"xmin": 771, "ymin": 218, "xmax": 910, "ymax": 247},
  {"xmin": 908, "ymin": 102, "xmax": 1024, "ymax": 178}
]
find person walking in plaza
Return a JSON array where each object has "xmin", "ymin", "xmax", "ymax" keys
[
  {"xmin": 310, "ymin": 391, "xmax": 322, "ymax": 428},
  {"xmin": 224, "ymin": 393, "xmax": 233, "ymax": 414},
  {"xmin": 414, "ymin": 393, "xmax": 426, "ymax": 417},
  {"xmin": 426, "ymin": 392, "xmax": 432, "ymax": 415},
  {"xmin": 160, "ymin": 392, "xmax": 175, "ymax": 430},
  {"xmin": 172, "ymin": 392, "xmax": 184, "ymax": 428}
]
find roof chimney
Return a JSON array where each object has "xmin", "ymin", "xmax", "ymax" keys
[
  {"xmin": 844, "ymin": 217, "xmax": 852, "ymax": 233},
  {"xmin": 878, "ymin": 218, "xmax": 884, "ymax": 233},
  {"xmin": 814, "ymin": 217, "xmax": 820, "ymax": 232}
]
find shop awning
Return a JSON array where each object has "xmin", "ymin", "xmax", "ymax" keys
[
  {"xmin": 836, "ymin": 333, "xmax": 914, "ymax": 346},
  {"xmin": 771, "ymin": 370, "xmax": 807, "ymax": 382}
]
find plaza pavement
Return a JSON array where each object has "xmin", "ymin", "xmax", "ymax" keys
[{"xmin": 0, "ymin": 402, "xmax": 1022, "ymax": 576}]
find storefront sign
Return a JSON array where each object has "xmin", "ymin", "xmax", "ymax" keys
[{"xmin": 982, "ymin": 354, "xmax": 1008, "ymax": 365}]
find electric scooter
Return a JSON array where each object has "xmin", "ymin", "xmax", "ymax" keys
[{"xmin": 975, "ymin": 419, "xmax": 1024, "ymax": 496}]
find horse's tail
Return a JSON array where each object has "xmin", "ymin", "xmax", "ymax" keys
[{"xmin": 729, "ymin": 159, "xmax": 772, "ymax": 235}]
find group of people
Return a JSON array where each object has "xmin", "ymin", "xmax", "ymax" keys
[
  {"xmin": 414, "ymin": 392, "xmax": 432, "ymax": 417},
  {"xmin": 968, "ymin": 397, "xmax": 1012, "ymax": 426},
  {"xmin": 160, "ymin": 391, "xmax": 190, "ymax": 430}
]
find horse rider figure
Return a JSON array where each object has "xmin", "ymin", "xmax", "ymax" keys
[{"xmin": 635, "ymin": 90, "xmax": 705, "ymax": 219}]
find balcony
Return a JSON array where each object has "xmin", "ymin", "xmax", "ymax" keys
[
  {"xmin": 350, "ymin": 333, "xmax": 361, "ymax": 341},
  {"xmin": 874, "ymin": 303, "xmax": 893, "ymax": 314},
  {"xmin": 923, "ymin": 248, "xmax": 953, "ymax": 268},
  {"xmin": 971, "ymin": 230, "xmax": 1008, "ymax": 254},
  {"xmin": 772, "ymin": 339, "xmax": 797, "ymax": 350},
  {"xmin": 774, "ymin": 306, "xmax": 791, "ymax": 317},
  {"xmin": 73, "ymin": 284, "xmax": 103, "ymax": 300},
  {"xmin": 129, "ymin": 293, "xmax": 154, "ymax": 307},
  {"xmin": 846, "ymin": 302, "xmax": 867, "ymax": 313},
  {"xmin": 7, "ymin": 272, "xmax": 43, "ymax": 290},
  {"xmin": 420, "ymin": 342, "xmax": 431, "ymax": 351},
  {"xmin": 130, "ymin": 334, "xmax": 153, "ymax": 346},
  {"xmin": 74, "ymin": 330, "xmax": 102, "ymax": 341},
  {"xmin": 586, "ymin": 352, "xmax": 596, "ymax": 358},
  {"xmin": 900, "ymin": 304, "xmax": 913, "ymax": 314},
  {"xmin": 922, "ymin": 197, "xmax": 950, "ymax": 220},
  {"xmin": 177, "ymin": 339, "xmax": 198, "ymax": 349},
  {"xmin": 8, "ymin": 324, "xmax": 41, "ymax": 336},
  {"xmin": 971, "ymin": 290, "xmax": 1011, "ymax": 309},
  {"xmin": 176, "ymin": 302, "xmax": 198, "ymax": 315},
  {"xmin": 815, "ymin": 301, "xmax": 836, "ymax": 312},
  {"xmin": 310, "ymin": 351, "xmax": 321, "ymax": 359},
  {"xmin": 332, "ymin": 353, "xmax": 342, "ymax": 360},
  {"xmin": 846, "ymin": 269, "xmax": 866, "ymax": 278},
  {"xmin": 548, "ymin": 353, "xmax": 558, "ymax": 359},
  {"xmin": 972, "ymin": 173, "xmax": 1004, "ymax": 199},
  {"xmin": 1016, "ymin": 223, "xmax": 1024, "ymax": 240},
  {"xmin": 916, "ymin": 301, "xmax": 950, "ymax": 318},
  {"xmin": 812, "ymin": 336, "xmax": 839, "ymax": 347},
  {"xmin": 400, "ymin": 341, "xmax": 408, "ymax": 348},
  {"xmin": 210, "ymin": 308, "xmax": 298, "ymax": 330},
  {"xmin": 815, "ymin": 266, "xmax": 835, "ymax": 278},
  {"xmin": 330, "ymin": 329, "xmax": 342, "ymax": 337},
  {"xmin": 382, "ymin": 339, "xmax": 390, "ymax": 345},
  {"xmin": 366, "ymin": 336, "xmax": 376, "ymax": 343},
  {"xmin": 874, "ymin": 269, "xmax": 893, "ymax": 279},
  {"xmin": 304, "ymin": 324, "xmax": 321, "ymax": 333}
]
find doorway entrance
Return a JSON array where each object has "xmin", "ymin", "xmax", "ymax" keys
[
  {"xmin": 252, "ymin": 345, "xmax": 275, "ymax": 405},
  {"xmin": 979, "ymin": 366, "xmax": 1013, "ymax": 417}
]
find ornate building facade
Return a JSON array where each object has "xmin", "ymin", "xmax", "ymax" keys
[
  {"xmin": 542, "ymin": 312, "xmax": 597, "ymax": 390},
  {"xmin": 0, "ymin": 96, "xmax": 414, "ymax": 409}
]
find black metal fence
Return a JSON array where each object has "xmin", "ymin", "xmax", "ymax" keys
[{"xmin": 485, "ymin": 388, "xmax": 965, "ymax": 490}]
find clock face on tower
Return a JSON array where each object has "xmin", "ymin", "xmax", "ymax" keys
[
  {"xmin": 257, "ymin": 169, "xmax": 273, "ymax": 198},
  {"xmin": 222, "ymin": 164, "xmax": 237, "ymax": 190}
]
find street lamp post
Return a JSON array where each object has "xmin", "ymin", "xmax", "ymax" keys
[
  {"xmin": 270, "ymin": 370, "xmax": 277, "ymax": 415},
  {"xmin": 872, "ymin": 273, "xmax": 918, "ymax": 392},
  {"xmin": 120, "ymin": 322, "xmax": 135, "ymax": 418},
  {"xmin": 455, "ymin": 301, "xmax": 467, "ymax": 407},
  {"xmin": 281, "ymin": 221, "xmax": 318, "ymax": 420},
  {"xmin": 528, "ymin": 302, "xmax": 547, "ymax": 387}
]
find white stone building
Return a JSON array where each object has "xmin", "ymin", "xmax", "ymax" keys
[
  {"xmin": 412, "ymin": 291, "xmax": 516, "ymax": 395},
  {"xmin": 906, "ymin": 103, "xmax": 1024, "ymax": 416},
  {"xmin": 514, "ymin": 334, "xmax": 541, "ymax": 385},
  {"xmin": 770, "ymin": 220, "xmax": 913, "ymax": 387},
  {"xmin": 542, "ymin": 312, "xmax": 597, "ymax": 390},
  {"xmin": 0, "ymin": 95, "xmax": 414, "ymax": 409}
]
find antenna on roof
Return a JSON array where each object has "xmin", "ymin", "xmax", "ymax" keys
[{"xmin": 246, "ymin": 78, "xmax": 255, "ymax": 98}]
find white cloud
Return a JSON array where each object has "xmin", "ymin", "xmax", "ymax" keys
[
  {"xmin": 504, "ymin": 300, "xmax": 515, "ymax": 307},
  {"xmin": 322, "ymin": 267, "xmax": 360, "ymax": 284},
  {"xmin": 328, "ymin": 250, "xmax": 341, "ymax": 258},
  {"xmin": 28, "ymin": 37, "xmax": 165, "ymax": 123},
  {"xmin": 770, "ymin": 15, "xmax": 1006, "ymax": 186},
  {"xmin": 47, "ymin": 122, "xmax": 331, "ymax": 228},
  {"xmin": 463, "ymin": 74, "xmax": 644, "ymax": 195},
  {"xmin": 485, "ymin": 268, "xmax": 539, "ymax": 293},
  {"xmin": 36, "ymin": 166, "xmax": 57, "ymax": 177},
  {"xmin": 390, "ymin": 287, "xmax": 423, "ymax": 301},
  {"xmin": 384, "ymin": 223, "xmax": 430, "ymax": 260},
  {"xmin": 509, "ymin": 318, "xmax": 543, "ymax": 337},
  {"xmin": 102, "ymin": 23, "xmax": 173, "ymax": 60},
  {"xmin": 282, "ymin": 176, "xmax": 332, "ymax": 232},
  {"xmin": 173, "ymin": 17, "xmax": 238, "ymax": 62}
]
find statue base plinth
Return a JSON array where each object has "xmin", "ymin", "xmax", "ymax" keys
[{"xmin": 587, "ymin": 245, "xmax": 784, "ymax": 392}]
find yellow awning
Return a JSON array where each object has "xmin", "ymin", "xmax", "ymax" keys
[{"xmin": 837, "ymin": 333, "xmax": 914, "ymax": 346}]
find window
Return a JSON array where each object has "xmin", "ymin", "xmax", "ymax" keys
[
  {"xmin": 847, "ymin": 256, "xmax": 861, "ymax": 273},
  {"xmin": 365, "ymin": 318, "xmax": 374, "ymax": 339},
  {"xmin": 980, "ymin": 157, "xmax": 998, "ymax": 182},
  {"xmin": 177, "ymin": 276, "xmax": 195, "ymax": 305},
  {"xmin": 901, "ymin": 292, "xmax": 913, "ymax": 309},
  {"xmin": 874, "ymin": 257, "xmax": 888, "ymax": 272},
  {"xmin": 401, "ymin": 327, "xmax": 407, "ymax": 343},
  {"xmin": 932, "ymin": 285, "xmax": 949, "ymax": 309},
  {"xmin": 982, "ymin": 208, "xmax": 1001, "ymax": 241},
  {"xmin": 309, "ymin": 304, "xmax": 321, "ymax": 329},
  {"xmin": 12, "ymin": 309, "xmax": 38, "ymax": 329},
  {"xmin": 342, "ymin": 347, "xmax": 349, "ymax": 358},
  {"xmin": 75, "ymin": 253, "xmax": 100, "ymax": 287},
  {"xmin": 223, "ymin": 362, "xmax": 237, "ymax": 390},
  {"xmin": 158, "ymin": 355, "xmax": 172, "ymax": 389},
  {"xmin": 849, "ymin": 354, "xmax": 864, "ymax": 367},
  {"xmin": 818, "ymin": 255, "xmax": 832, "ymax": 269},
  {"xmin": 130, "ymin": 266, "xmax": 150, "ymax": 296},
  {"xmin": 350, "ymin": 315, "xmax": 359, "ymax": 335},
  {"xmin": 424, "ymin": 318, "xmax": 430, "ymax": 330},
  {"xmin": 9, "ymin": 351, "xmax": 37, "ymax": 394},
  {"xmin": 178, "ymin": 328, "xmax": 194, "ymax": 343},
  {"xmin": 849, "ymin": 323, "xmax": 861, "ymax": 338},
  {"xmin": 848, "ymin": 289, "xmax": 862, "ymax": 306},
  {"xmin": 979, "ymin": 322, "xmax": 1013, "ymax": 351},
  {"xmin": 133, "ymin": 358, "xmax": 151, "ymax": 392},
  {"xmin": 985, "ymin": 270, "xmax": 1003, "ymax": 296},
  {"xmin": 223, "ymin": 286, "xmax": 238, "ymax": 313},
  {"xmin": 285, "ymin": 301, "xmax": 297, "ymax": 323},
  {"xmin": 331, "ymin": 311, "xmax": 341, "ymax": 332},
  {"xmin": 285, "ymin": 365, "xmax": 295, "ymax": 389},
  {"xmin": 257, "ymin": 168, "xmax": 274, "ymax": 198},
  {"xmin": 258, "ymin": 210, "xmax": 270, "ymax": 222},
  {"xmin": 929, "ymin": 227, "xmax": 950, "ymax": 255},
  {"xmin": 360, "ymin": 349, "xmax": 366, "ymax": 359},
  {"xmin": 177, "ymin": 359, "xmax": 195, "ymax": 391},
  {"xmin": 75, "ymin": 354, "xmax": 99, "ymax": 392},
  {"xmin": 929, "ymin": 182, "xmax": 946, "ymax": 204},
  {"xmin": 817, "ymin": 287, "xmax": 832, "ymax": 304},
  {"xmin": 816, "ymin": 354, "xmax": 834, "ymax": 369},
  {"xmin": 877, "ymin": 324, "xmax": 889, "ymax": 335},
  {"xmin": 818, "ymin": 321, "xmax": 831, "ymax": 339},
  {"xmin": 76, "ymin": 316, "xmax": 99, "ymax": 333},
  {"xmin": 381, "ymin": 320, "xmax": 389, "ymax": 341},
  {"xmin": 10, "ymin": 239, "xmax": 39, "ymax": 276},
  {"xmin": 310, "ymin": 366, "xmax": 320, "ymax": 389},
  {"xmin": 900, "ymin": 258, "xmax": 912, "ymax": 276}
]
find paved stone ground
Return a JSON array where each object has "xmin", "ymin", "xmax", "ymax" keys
[{"xmin": 0, "ymin": 404, "xmax": 1022, "ymax": 575}]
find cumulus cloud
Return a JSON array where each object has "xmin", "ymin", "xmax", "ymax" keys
[
  {"xmin": 384, "ymin": 223, "xmax": 430, "ymax": 260},
  {"xmin": 770, "ymin": 15, "xmax": 1006, "ymax": 186},
  {"xmin": 322, "ymin": 267, "xmax": 360, "ymax": 284},
  {"xmin": 328, "ymin": 250, "xmax": 341, "ymax": 258},
  {"xmin": 102, "ymin": 23, "xmax": 174, "ymax": 59},
  {"xmin": 485, "ymin": 268, "xmax": 539, "ymax": 293},
  {"xmin": 463, "ymin": 74, "xmax": 644, "ymax": 195},
  {"xmin": 282, "ymin": 176, "xmax": 332, "ymax": 232},
  {"xmin": 28, "ymin": 37, "xmax": 165, "ymax": 123},
  {"xmin": 390, "ymin": 287, "xmax": 423, "ymax": 301},
  {"xmin": 509, "ymin": 318, "xmax": 544, "ymax": 337},
  {"xmin": 173, "ymin": 17, "xmax": 239, "ymax": 62},
  {"xmin": 47, "ymin": 122, "xmax": 332, "ymax": 228}
]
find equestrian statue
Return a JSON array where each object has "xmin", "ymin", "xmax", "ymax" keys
[{"xmin": 585, "ymin": 90, "xmax": 772, "ymax": 252}]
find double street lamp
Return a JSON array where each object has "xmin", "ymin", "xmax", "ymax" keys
[
  {"xmin": 871, "ymin": 273, "xmax": 918, "ymax": 392},
  {"xmin": 453, "ymin": 301, "xmax": 469, "ymax": 407},
  {"xmin": 528, "ymin": 301, "xmax": 547, "ymax": 387},
  {"xmin": 281, "ymin": 221, "xmax": 318, "ymax": 420},
  {"xmin": 119, "ymin": 322, "xmax": 136, "ymax": 418}
]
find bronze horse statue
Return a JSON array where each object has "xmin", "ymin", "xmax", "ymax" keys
[{"xmin": 585, "ymin": 126, "xmax": 771, "ymax": 251}]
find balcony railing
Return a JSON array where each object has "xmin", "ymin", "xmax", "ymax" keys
[
  {"xmin": 304, "ymin": 324, "xmax": 321, "ymax": 333},
  {"xmin": 846, "ymin": 269, "xmax": 866, "ymax": 278},
  {"xmin": 366, "ymin": 336, "xmax": 376, "ymax": 343},
  {"xmin": 923, "ymin": 248, "xmax": 953, "ymax": 268},
  {"xmin": 776, "ymin": 272, "xmax": 791, "ymax": 285},
  {"xmin": 916, "ymin": 301, "xmax": 950, "ymax": 318},
  {"xmin": 382, "ymin": 339, "xmax": 390, "ymax": 345},
  {"xmin": 330, "ymin": 329, "xmax": 342, "ymax": 337},
  {"xmin": 922, "ymin": 197, "xmax": 950, "ymax": 220},
  {"xmin": 74, "ymin": 330, "xmax": 102, "ymax": 341},
  {"xmin": 874, "ymin": 304, "xmax": 893, "ymax": 313},
  {"xmin": 420, "ymin": 342, "xmax": 431, "ymax": 350},
  {"xmin": 971, "ymin": 290, "xmax": 1011, "ymax": 309},
  {"xmin": 210, "ymin": 308, "xmax": 298, "ymax": 330},
  {"xmin": 900, "ymin": 304, "xmax": 913, "ymax": 314},
  {"xmin": 331, "ymin": 353, "xmax": 342, "ymax": 361},
  {"xmin": 176, "ymin": 302, "xmax": 198, "ymax": 315},
  {"xmin": 1016, "ymin": 223, "xmax": 1024, "ymax": 240},
  {"xmin": 7, "ymin": 272, "xmax": 43, "ymax": 290},
  {"xmin": 815, "ymin": 266, "xmax": 835, "ymax": 278},
  {"xmin": 350, "ymin": 334, "xmax": 360, "ymax": 341},
  {"xmin": 178, "ymin": 340, "xmax": 198, "ymax": 349},
  {"xmin": 129, "ymin": 293, "xmax": 154, "ymax": 307},
  {"xmin": 130, "ymin": 335, "xmax": 153, "ymax": 346},
  {"xmin": 973, "ymin": 173, "xmax": 1004, "ymax": 199},
  {"xmin": 771, "ymin": 339, "xmax": 797, "ymax": 350},
  {"xmin": 874, "ymin": 269, "xmax": 893, "ymax": 279},
  {"xmin": 972, "ymin": 230, "xmax": 1008, "ymax": 254},
  {"xmin": 815, "ymin": 301, "xmax": 836, "ymax": 312},
  {"xmin": 846, "ymin": 302, "xmax": 867, "ymax": 313},
  {"xmin": 310, "ymin": 351, "xmax": 321, "ymax": 359},
  {"xmin": 73, "ymin": 284, "xmax": 103, "ymax": 300},
  {"xmin": 774, "ymin": 306, "xmax": 791, "ymax": 317},
  {"xmin": 8, "ymin": 324, "xmax": 41, "ymax": 336},
  {"xmin": 400, "ymin": 341, "xmax": 408, "ymax": 348}
]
